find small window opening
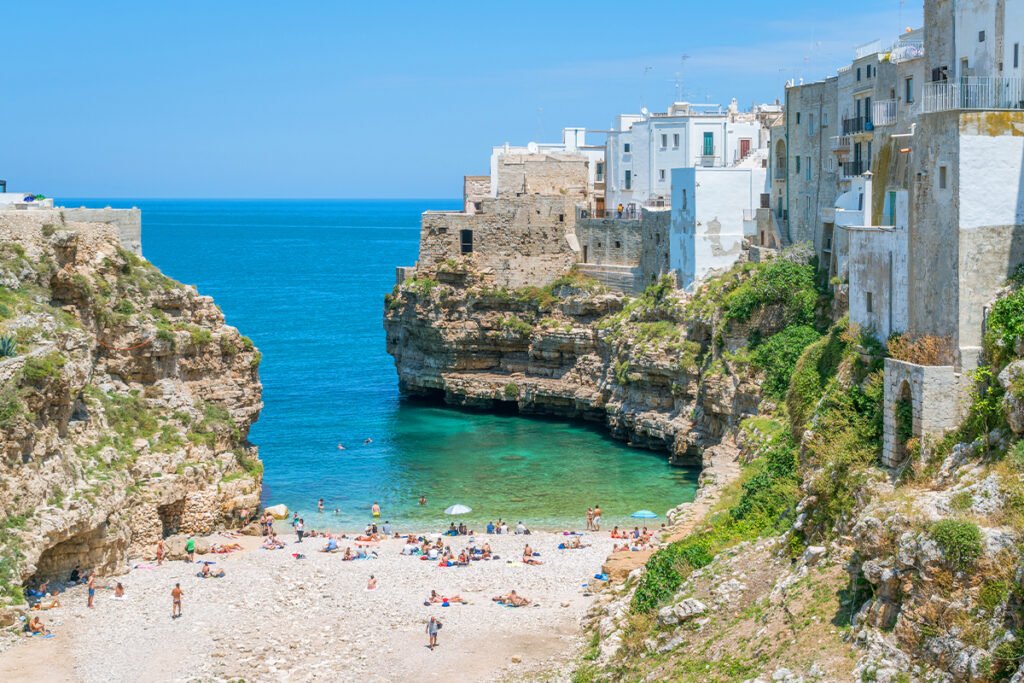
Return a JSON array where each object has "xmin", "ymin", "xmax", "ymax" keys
[
  {"xmin": 939, "ymin": 166, "xmax": 948, "ymax": 189},
  {"xmin": 459, "ymin": 229, "xmax": 473, "ymax": 254},
  {"xmin": 866, "ymin": 292, "xmax": 873, "ymax": 313}
]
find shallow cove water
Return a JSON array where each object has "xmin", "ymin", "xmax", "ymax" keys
[{"xmin": 63, "ymin": 199, "xmax": 700, "ymax": 530}]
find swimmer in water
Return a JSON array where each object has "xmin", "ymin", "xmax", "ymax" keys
[
  {"xmin": 318, "ymin": 498, "xmax": 324, "ymax": 513},
  {"xmin": 337, "ymin": 443, "xmax": 346, "ymax": 450},
  {"xmin": 419, "ymin": 495, "xmax": 427, "ymax": 506},
  {"xmin": 363, "ymin": 438, "xmax": 373, "ymax": 445}
]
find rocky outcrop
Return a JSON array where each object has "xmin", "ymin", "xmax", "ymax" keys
[
  {"xmin": 0, "ymin": 214, "xmax": 262, "ymax": 612},
  {"xmin": 384, "ymin": 264, "xmax": 766, "ymax": 466}
]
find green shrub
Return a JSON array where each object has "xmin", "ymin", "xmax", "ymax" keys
[
  {"xmin": 0, "ymin": 335, "xmax": 16, "ymax": 357},
  {"xmin": 0, "ymin": 385, "xmax": 23, "ymax": 428},
  {"xmin": 406, "ymin": 276, "xmax": 439, "ymax": 297},
  {"xmin": 723, "ymin": 258, "xmax": 818, "ymax": 327},
  {"xmin": 503, "ymin": 383, "xmax": 520, "ymax": 399},
  {"xmin": 930, "ymin": 520, "xmax": 983, "ymax": 571},
  {"xmin": 785, "ymin": 325, "xmax": 848, "ymax": 432},
  {"xmin": 189, "ymin": 327, "xmax": 213, "ymax": 346},
  {"xmin": 978, "ymin": 580, "xmax": 1011, "ymax": 613},
  {"xmin": 499, "ymin": 315, "xmax": 533, "ymax": 336},
  {"xmin": 985, "ymin": 287, "xmax": 1024, "ymax": 368},
  {"xmin": 751, "ymin": 325, "xmax": 821, "ymax": 399},
  {"xmin": 22, "ymin": 352, "xmax": 66, "ymax": 383}
]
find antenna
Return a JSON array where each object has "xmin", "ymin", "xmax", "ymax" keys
[
  {"xmin": 672, "ymin": 54, "xmax": 691, "ymax": 102},
  {"xmin": 641, "ymin": 65, "xmax": 652, "ymax": 111}
]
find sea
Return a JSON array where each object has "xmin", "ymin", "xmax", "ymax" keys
[{"xmin": 61, "ymin": 199, "xmax": 699, "ymax": 531}]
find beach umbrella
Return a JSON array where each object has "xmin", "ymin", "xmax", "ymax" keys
[
  {"xmin": 444, "ymin": 504, "xmax": 472, "ymax": 515},
  {"xmin": 631, "ymin": 510, "xmax": 658, "ymax": 519}
]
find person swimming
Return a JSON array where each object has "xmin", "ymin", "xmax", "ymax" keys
[
  {"xmin": 418, "ymin": 495, "xmax": 427, "ymax": 506},
  {"xmin": 363, "ymin": 438, "xmax": 373, "ymax": 445},
  {"xmin": 337, "ymin": 443, "xmax": 345, "ymax": 450}
]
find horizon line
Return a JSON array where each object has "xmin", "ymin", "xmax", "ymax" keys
[{"xmin": 56, "ymin": 196, "xmax": 462, "ymax": 202}]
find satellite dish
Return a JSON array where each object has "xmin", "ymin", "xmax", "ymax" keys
[{"xmin": 640, "ymin": 106, "xmax": 650, "ymax": 117}]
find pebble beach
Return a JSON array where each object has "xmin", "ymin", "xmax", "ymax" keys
[{"xmin": 0, "ymin": 530, "xmax": 618, "ymax": 682}]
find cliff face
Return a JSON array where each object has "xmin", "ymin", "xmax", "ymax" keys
[
  {"xmin": 0, "ymin": 213, "xmax": 262, "ymax": 608},
  {"xmin": 383, "ymin": 255, "xmax": 815, "ymax": 478}
]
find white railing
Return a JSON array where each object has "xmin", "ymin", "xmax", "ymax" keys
[
  {"xmin": 873, "ymin": 99, "xmax": 897, "ymax": 126},
  {"xmin": 889, "ymin": 39, "xmax": 924, "ymax": 64},
  {"xmin": 922, "ymin": 77, "xmax": 1024, "ymax": 113},
  {"xmin": 854, "ymin": 39, "xmax": 882, "ymax": 60},
  {"xmin": 830, "ymin": 135, "xmax": 851, "ymax": 151}
]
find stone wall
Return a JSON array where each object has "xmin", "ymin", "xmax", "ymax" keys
[
  {"xmin": 576, "ymin": 217, "xmax": 642, "ymax": 267},
  {"xmin": 639, "ymin": 209, "xmax": 671, "ymax": 286},
  {"xmin": 495, "ymin": 153, "xmax": 590, "ymax": 198},
  {"xmin": 882, "ymin": 358, "xmax": 964, "ymax": 467},
  {"xmin": 0, "ymin": 206, "xmax": 142, "ymax": 256},
  {"xmin": 463, "ymin": 175, "xmax": 490, "ymax": 213},
  {"xmin": 419, "ymin": 195, "xmax": 579, "ymax": 288}
]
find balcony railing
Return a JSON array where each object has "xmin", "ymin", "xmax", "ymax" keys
[
  {"xmin": 922, "ymin": 77, "xmax": 1024, "ymax": 113},
  {"xmin": 872, "ymin": 99, "xmax": 897, "ymax": 126},
  {"xmin": 842, "ymin": 116, "xmax": 866, "ymax": 135},
  {"xmin": 842, "ymin": 160, "xmax": 865, "ymax": 178},
  {"xmin": 830, "ymin": 135, "xmax": 851, "ymax": 151},
  {"xmin": 889, "ymin": 39, "xmax": 924, "ymax": 64}
]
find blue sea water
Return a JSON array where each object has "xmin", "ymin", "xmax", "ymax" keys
[{"xmin": 61, "ymin": 199, "xmax": 699, "ymax": 531}]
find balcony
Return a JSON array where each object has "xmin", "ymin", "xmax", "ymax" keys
[
  {"xmin": 922, "ymin": 77, "xmax": 1024, "ymax": 113},
  {"xmin": 842, "ymin": 160, "xmax": 865, "ymax": 178},
  {"xmin": 872, "ymin": 99, "xmax": 897, "ymax": 126},
  {"xmin": 842, "ymin": 116, "xmax": 867, "ymax": 135},
  {"xmin": 830, "ymin": 135, "xmax": 851, "ymax": 152}
]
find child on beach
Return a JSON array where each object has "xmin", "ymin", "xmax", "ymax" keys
[{"xmin": 426, "ymin": 616, "xmax": 442, "ymax": 650}]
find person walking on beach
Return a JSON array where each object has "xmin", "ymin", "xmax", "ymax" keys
[
  {"xmin": 156, "ymin": 538, "xmax": 165, "ymax": 566},
  {"xmin": 426, "ymin": 616, "xmax": 442, "ymax": 650},
  {"xmin": 295, "ymin": 518, "xmax": 305, "ymax": 543},
  {"xmin": 171, "ymin": 583, "xmax": 183, "ymax": 619},
  {"xmin": 593, "ymin": 505, "xmax": 602, "ymax": 531},
  {"xmin": 87, "ymin": 573, "xmax": 96, "ymax": 608},
  {"xmin": 185, "ymin": 536, "xmax": 196, "ymax": 563}
]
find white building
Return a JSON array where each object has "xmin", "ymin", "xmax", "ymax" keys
[
  {"xmin": 605, "ymin": 100, "xmax": 766, "ymax": 215},
  {"xmin": 670, "ymin": 163, "xmax": 769, "ymax": 288},
  {"xmin": 489, "ymin": 127, "xmax": 605, "ymax": 199}
]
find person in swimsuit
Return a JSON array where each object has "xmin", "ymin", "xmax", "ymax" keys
[
  {"xmin": 419, "ymin": 495, "xmax": 427, "ymax": 506},
  {"xmin": 171, "ymin": 583, "xmax": 183, "ymax": 618},
  {"xmin": 367, "ymin": 575, "xmax": 377, "ymax": 590},
  {"xmin": 586, "ymin": 507, "xmax": 594, "ymax": 531},
  {"xmin": 114, "ymin": 582, "xmax": 125, "ymax": 599},
  {"xmin": 593, "ymin": 505, "xmax": 602, "ymax": 531},
  {"xmin": 156, "ymin": 538, "xmax": 165, "ymax": 566},
  {"xmin": 28, "ymin": 616, "xmax": 47, "ymax": 634},
  {"xmin": 426, "ymin": 616, "xmax": 441, "ymax": 650},
  {"xmin": 371, "ymin": 502, "xmax": 381, "ymax": 517},
  {"xmin": 364, "ymin": 438, "xmax": 373, "ymax": 445},
  {"xmin": 87, "ymin": 573, "xmax": 96, "ymax": 608},
  {"xmin": 317, "ymin": 498, "xmax": 324, "ymax": 513},
  {"xmin": 522, "ymin": 545, "xmax": 543, "ymax": 565}
]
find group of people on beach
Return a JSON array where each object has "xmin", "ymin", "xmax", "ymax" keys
[
  {"xmin": 609, "ymin": 525, "xmax": 656, "ymax": 552},
  {"xmin": 585, "ymin": 505, "xmax": 603, "ymax": 531}
]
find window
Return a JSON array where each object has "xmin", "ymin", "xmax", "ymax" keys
[
  {"xmin": 459, "ymin": 229, "xmax": 473, "ymax": 255},
  {"xmin": 887, "ymin": 191, "xmax": 896, "ymax": 226},
  {"xmin": 809, "ymin": 113, "xmax": 816, "ymax": 135},
  {"xmin": 624, "ymin": 170, "xmax": 632, "ymax": 190},
  {"xmin": 939, "ymin": 165, "xmax": 948, "ymax": 189},
  {"xmin": 703, "ymin": 132, "xmax": 714, "ymax": 156},
  {"xmin": 795, "ymin": 156, "xmax": 801, "ymax": 174},
  {"xmin": 1015, "ymin": 43, "xmax": 1020, "ymax": 68},
  {"xmin": 659, "ymin": 169, "xmax": 666, "ymax": 181},
  {"xmin": 822, "ymin": 112, "xmax": 829, "ymax": 127},
  {"xmin": 558, "ymin": 214, "xmax": 564, "ymax": 223},
  {"xmin": 681, "ymin": 189, "xmax": 688, "ymax": 211},
  {"xmin": 866, "ymin": 292, "xmax": 873, "ymax": 313},
  {"xmin": 979, "ymin": 30, "xmax": 986, "ymax": 42},
  {"xmin": 866, "ymin": 65, "xmax": 872, "ymax": 78},
  {"xmin": 595, "ymin": 162, "xmax": 604, "ymax": 182},
  {"xmin": 661, "ymin": 134, "xmax": 668, "ymax": 148},
  {"xmin": 615, "ymin": 241, "xmax": 621, "ymax": 249},
  {"xmin": 905, "ymin": 76, "xmax": 914, "ymax": 103},
  {"xmin": 805, "ymin": 156, "xmax": 812, "ymax": 181},
  {"xmin": 796, "ymin": 112, "xmax": 801, "ymax": 124},
  {"xmin": 856, "ymin": 67, "xmax": 862, "ymax": 81},
  {"xmin": 673, "ymin": 133, "xmax": 680, "ymax": 148}
]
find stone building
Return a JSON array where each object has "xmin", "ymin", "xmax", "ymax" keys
[
  {"xmin": 414, "ymin": 153, "xmax": 589, "ymax": 288},
  {"xmin": 0, "ymin": 190, "xmax": 142, "ymax": 256}
]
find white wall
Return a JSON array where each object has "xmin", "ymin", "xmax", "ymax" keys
[
  {"xmin": 846, "ymin": 191, "xmax": 909, "ymax": 340},
  {"xmin": 670, "ymin": 166, "xmax": 765, "ymax": 288},
  {"xmin": 489, "ymin": 128, "xmax": 604, "ymax": 196}
]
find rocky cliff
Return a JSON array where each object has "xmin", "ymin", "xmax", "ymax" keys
[{"xmin": 0, "ymin": 213, "xmax": 262, "ymax": 614}]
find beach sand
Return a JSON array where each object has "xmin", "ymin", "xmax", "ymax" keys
[{"xmin": 0, "ymin": 530, "xmax": 616, "ymax": 682}]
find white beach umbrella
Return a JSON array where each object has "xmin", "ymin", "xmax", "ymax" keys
[{"xmin": 444, "ymin": 504, "xmax": 472, "ymax": 515}]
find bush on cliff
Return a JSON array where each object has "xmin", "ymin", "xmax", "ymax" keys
[
  {"xmin": 22, "ymin": 352, "xmax": 66, "ymax": 383},
  {"xmin": 722, "ymin": 258, "xmax": 819, "ymax": 327},
  {"xmin": 751, "ymin": 325, "xmax": 821, "ymax": 399},
  {"xmin": 985, "ymin": 285, "xmax": 1024, "ymax": 368},
  {"xmin": 929, "ymin": 519, "xmax": 983, "ymax": 571}
]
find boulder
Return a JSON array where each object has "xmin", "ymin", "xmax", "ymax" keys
[
  {"xmin": 194, "ymin": 537, "xmax": 212, "ymax": 555},
  {"xmin": 164, "ymin": 534, "xmax": 187, "ymax": 560},
  {"xmin": 802, "ymin": 545, "xmax": 827, "ymax": 566},
  {"xmin": 265, "ymin": 504, "xmax": 289, "ymax": 520},
  {"xmin": 998, "ymin": 361, "xmax": 1024, "ymax": 433}
]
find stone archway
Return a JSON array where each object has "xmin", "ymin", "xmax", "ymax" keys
[
  {"xmin": 893, "ymin": 379, "xmax": 915, "ymax": 463},
  {"xmin": 882, "ymin": 358, "xmax": 963, "ymax": 468}
]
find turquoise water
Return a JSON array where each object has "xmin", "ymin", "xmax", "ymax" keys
[{"xmin": 61, "ymin": 199, "xmax": 699, "ymax": 530}]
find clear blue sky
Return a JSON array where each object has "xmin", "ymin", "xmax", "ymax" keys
[{"xmin": 3, "ymin": 1, "xmax": 922, "ymax": 199}]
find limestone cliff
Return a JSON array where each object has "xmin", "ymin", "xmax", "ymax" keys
[{"xmin": 0, "ymin": 213, "xmax": 262, "ymax": 612}]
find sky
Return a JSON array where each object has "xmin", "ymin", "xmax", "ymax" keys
[{"xmin": 3, "ymin": 0, "xmax": 923, "ymax": 199}]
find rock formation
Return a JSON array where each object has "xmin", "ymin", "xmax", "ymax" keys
[{"xmin": 0, "ymin": 212, "xmax": 262, "ymax": 616}]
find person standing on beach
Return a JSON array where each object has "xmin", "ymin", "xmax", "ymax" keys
[
  {"xmin": 185, "ymin": 536, "xmax": 196, "ymax": 563},
  {"xmin": 586, "ymin": 507, "xmax": 594, "ymax": 531},
  {"xmin": 171, "ymin": 583, "xmax": 183, "ymax": 619},
  {"xmin": 593, "ymin": 505, "xmax": 602, "ymax": 531},
  {"xmin": 156, "ymin": 538, "xmax": 165, "ymax": 566},
  {"xmin": 295, "ymin": 518, "xmax": 305, "ymax": 543},
  {"xmin": 87, "ymin": 573, "xmax": 96, "ymax": 608},
  {"xmin": 426, "ymin": 616, "xmax": 441, "ymax": 650}
]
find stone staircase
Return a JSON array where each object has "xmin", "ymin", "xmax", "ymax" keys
[{"xmin": 575, "ymin": 264, "xmax": 645, "ymax": 296}]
